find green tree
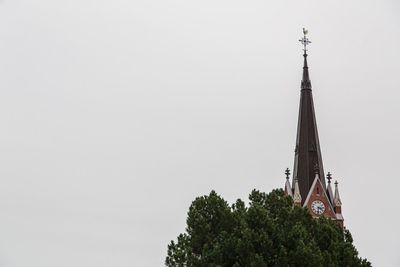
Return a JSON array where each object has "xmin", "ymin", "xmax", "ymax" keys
[{"xmin": 166, "ymin": 189, "xmax": 371, "ymax": 267}]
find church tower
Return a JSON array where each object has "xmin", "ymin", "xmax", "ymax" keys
[{"xmin": 284, "ymin": 29, "xmax": 344, "ymax": 226}]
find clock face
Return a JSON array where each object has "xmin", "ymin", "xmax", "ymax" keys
[{"xmin": 311, "ymin": 200, "xmax": 325, "ymax": 215}]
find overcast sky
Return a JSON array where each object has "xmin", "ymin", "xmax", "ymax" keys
[{"xmin": 0, "ymin": 0, "xmax": 399, "ymax": 266}]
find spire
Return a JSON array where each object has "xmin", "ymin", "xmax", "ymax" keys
[
  {"xmin": 293, "ymin": 177, "xmax": 302, "ymax": 205},
  {"xmin": 292, "ymin": 28, "xmax": 326, "ymax": 205},
  {"xmin": 334, "ymin": 181, "xmax": 342, "ymax": 207},
  {"xmin": 333, "ymin": 180, "xmax": 344, "ymax": 227},
  {"xmin": 326, "ymin": 172, "xmax": 334, "ymax": 204},
  {"xmin": 284, "ymin": 168, "xmax": 293, "ymax": 197},
  {"xmin": 301, "ymin": 53, "xmax": 312, "ymax": 90}
]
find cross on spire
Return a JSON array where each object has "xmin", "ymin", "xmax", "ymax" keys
[
  {"xmin": 299, "ymin": 28, "xmax": 311, "ymax": 54},
  {"xmin": 327, "ymin": 172, "xmax": 332, "ymax": 183},
  {"xmin": 285, "ymin": 168, "xmax": 291, "ymax": 180}
]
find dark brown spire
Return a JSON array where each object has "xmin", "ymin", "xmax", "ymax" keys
[
  {"xmin": 293, "ymin": 30, "xmax": 326, "ymax": 204},
  {"xmin": 301, "ymin": 53, "xmax": 312, "ymax": 90}
]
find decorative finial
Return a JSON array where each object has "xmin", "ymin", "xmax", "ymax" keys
[
  {"xmin": 334, "ymin": 180, "xmax": 342, "ymax": 207},
  {"xmin": 285, "ymin": 168, "xmax": 290, "ymax": 180},
  {"xmin": 326, "ymin": 172, "xmax": 334, "ymax": 203},
  {"xmin": 299, "ymin": 28, "xmax": 311, "ymax": 54},
  {"xmin": 327, "ymin": 172, "xmax": 332, "ymax": 183}
]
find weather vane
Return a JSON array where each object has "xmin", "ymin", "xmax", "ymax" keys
[{"xmin": 299, "ymin": 28, "xmax": 311, "ymax": 53}]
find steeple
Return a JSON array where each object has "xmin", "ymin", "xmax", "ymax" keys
[
  {"xmin": 282, "ymin": 29, "xmax": 344, "ymax": 227},
  {"xmin": 293, "ymin": 29, "xmax": 326, "ymax": 204}
]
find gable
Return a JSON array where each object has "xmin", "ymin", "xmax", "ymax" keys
[{"xmin": 303, "ymin": 177, "xmax": 336, "ymax": 219}]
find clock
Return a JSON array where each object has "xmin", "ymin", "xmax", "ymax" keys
[{"xmin": 311, "ymin": 200, "xmax": 325, "ymax": 215}]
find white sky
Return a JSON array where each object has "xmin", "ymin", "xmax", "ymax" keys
[{"xmin": 1, "ymin": 0, "xmax": 399, "ymax": 266}]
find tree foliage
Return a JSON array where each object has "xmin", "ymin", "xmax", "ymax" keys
[{"xmin": 166, "ymin": 189, "xmax": 370, "ymax": 267}]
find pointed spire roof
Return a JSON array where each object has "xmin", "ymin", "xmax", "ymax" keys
[
  {"xmin": 293, "ymin": 29, "xmax": 326, "ymax": 204},
  {"xmin": 326, "ymin": 172, "xmax": 334, "ymax": 204},
  {"xmin": 334, "ymin": 181, "xmax": 342, "ymax": 207},
  {"xmin": 284, "ymin": 168, "xmax": 293, "ymax": 197},
  {"xmin": 301, "ymin": 53, "xmax": 312, "ymax": 90},
  {"xmin": 293, "ymin": 177, "xmax": 302, "ymax": 205}
]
